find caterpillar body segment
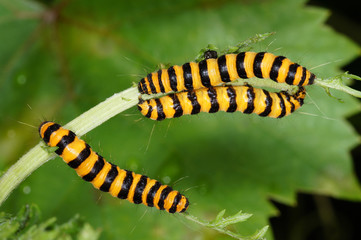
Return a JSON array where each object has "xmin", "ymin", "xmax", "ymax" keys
[
  {"xmin": 137, "ymin": 85, "xmax": 306, "ymax": 120},
  {"xmin": 138, "ymin": 52, "xmax": 315, "ymax": 95},
  {"xmin": 39, "ymin": 122, "xmax": 189, "ymax": 213}
]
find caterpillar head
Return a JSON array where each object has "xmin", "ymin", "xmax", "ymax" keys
[
  {"xmin": 137, "ymin": 98, "xmax": 151, "ymax": 117},
  {"xmin": 296, "ymin": 87, "xmax": 306, "ymax": 100}
]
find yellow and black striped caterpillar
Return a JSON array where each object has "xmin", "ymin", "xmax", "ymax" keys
[
  {"xmin": 39, "ymin": 121, "xmax": 189, "ymax": 213},
  {"xmin": 138, "ymin": 85, "xmax": 306, "ymax": 120},
  {"xmin": 138, "ymin": 52, "xmax": 315, "ymax": 95}
]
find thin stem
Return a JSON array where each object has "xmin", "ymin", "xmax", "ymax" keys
[
  {"xmin": 220, "ymin": 32, "xmax": 275, "ymax": 55},
  {"xmin": 0, "ymin": 143, "xmax": 55, "ymax": 206},
  {"xmin": 65, "ymin": 87, "xmax": 139, "ymax": 135},
  {"xmin": 228, "ymin": 78, "xmax": 298, "ymax": 93},
  {"xmin": 183, "ymin": 213, "xmax": 268, "ymax": 240},
  {"xmin": 0, "ymin": 87, "xmax": 139, "ymax": 205},
  {"xmin": 315, "ymin": 78, "xmax": 361, "ymax": 98},
  {"xmin": 184, "ymin": 214, "xmax": 245, "ymax": 239}
]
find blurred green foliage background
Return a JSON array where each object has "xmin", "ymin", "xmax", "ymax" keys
[{"xmin": 1, "ymin": 0, "xmax": 360, "ymax": 239}]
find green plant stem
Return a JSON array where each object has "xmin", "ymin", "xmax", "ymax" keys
[
  {"xmin": 0, "ymin": 143, "xmax": 55, "ymax": 206},
  {"xmin": 65, "ymin": 87, "xmax": 139, "ymax": 135},
  {"xmin": 183, "ymin": 214, "xmax": 247, "ymax": 239},
  {"xmin": 228, "ymin": 78, "xmax": 298, "ymax": 93},
  {"xmin": 183, "ymin": 213, "xmax": 268, "ymax": 240},
  {"xmin": 315, "ymin": 78, "xmax": 361, "ymax": 98},
  {"xmin": 0, "ymin": 87, "xmax": 139, "ymax": 206}
]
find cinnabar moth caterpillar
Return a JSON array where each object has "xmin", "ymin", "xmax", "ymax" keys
[
  {"xmin": 138, "ymin": 52, "xmax": 315, "ymax": 95},
  {"xmin": 137, "ymin": 85, "xmax": 306, "ymax": 120},
  {"xmin": 39, "ymin": 121, "xmax": 189, "ymax": 213}
]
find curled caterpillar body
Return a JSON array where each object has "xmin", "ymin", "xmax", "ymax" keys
[
  {"xmin": 39, "ymin": 122, "xmax": 189, "ymax": 213},
  {"xmin": 138, "ymin": 52, "xmax": 315, "ymax": 95},
  {"xmin": 138, "ymin": 85, "xmax": 306, "ymax": 120}
]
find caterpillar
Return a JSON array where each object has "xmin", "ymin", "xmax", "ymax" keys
[
  {"xmin": 138, "ymin": 52, "xmax": 315, "ymax": 95},
  {"xmin": 39, "ymin": 121, "xmax": 189, "ymax": 213},
  {"xmin": 137, "ymin": 85, "xmax": 306, "ymax": 120}
]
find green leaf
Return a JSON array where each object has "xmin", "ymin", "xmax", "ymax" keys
[
  {"xmin": 1, "ymin": 0, "xmax": 360, "ymax": 239},
  {"xmin": 0, "ymin": 204, "xmax": 101, "ymax": 240},
  {"xmin": 214, "ymin": 209, "xmax": 227, "ymax": 223},
  {"xmin": 208, "ymin": 210, "xmax": 252, "ymax": 228}
]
